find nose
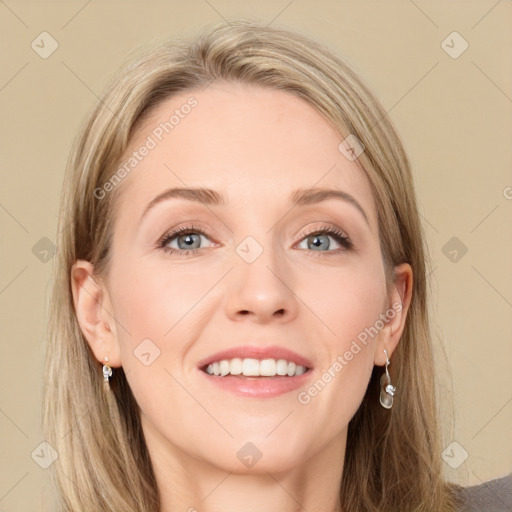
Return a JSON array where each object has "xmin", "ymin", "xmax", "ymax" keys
[{"xmin": 224, "ymin": 242, "xmax": 299, "ymax": 324}]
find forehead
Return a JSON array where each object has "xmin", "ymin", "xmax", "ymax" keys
[{"xmin": 113, "ymin": 82, "xmax": 377, "ymax": 229}]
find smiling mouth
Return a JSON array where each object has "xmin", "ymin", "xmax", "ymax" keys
[{"xmin": 201, "ymin": 357, "xmax": 310, "ymax": 378}]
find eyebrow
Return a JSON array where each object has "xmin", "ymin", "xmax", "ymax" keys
[{"xmin": 139, "ymin": 186, "xmax": 370, "ymax": 226}]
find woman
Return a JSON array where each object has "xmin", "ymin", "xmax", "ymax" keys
[{"xmin": 42, "ymin": 18, "xmax": 499, "ymax": 512}]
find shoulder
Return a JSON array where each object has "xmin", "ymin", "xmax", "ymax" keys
[{"xmin": 456, "ymin": 473, "xmax": 512, "ymax": 512}]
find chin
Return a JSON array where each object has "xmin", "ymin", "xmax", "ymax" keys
[{"xmin": 195, "ymin": 436, "xmax": 310, "ymax": 475}]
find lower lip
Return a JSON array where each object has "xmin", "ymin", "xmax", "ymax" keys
[{"xmin": 198, "ymin": 368, "xmax": 313, "ymax": 398}]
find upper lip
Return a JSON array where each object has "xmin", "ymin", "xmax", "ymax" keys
[{"xmin": 197, "ymin": 344, "xmax": 314, "ymax": 370}]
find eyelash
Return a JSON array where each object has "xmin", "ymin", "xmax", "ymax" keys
[{"xmin": 156, "ymin": 223, "xmax": 354, "ymax": 257}]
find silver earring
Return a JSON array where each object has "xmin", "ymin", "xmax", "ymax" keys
[
  {"xmin": 102, "ymin": 356, "xmax": 112, "ymax": 385},
  {"xmin": 379, "ymin": 349, "xmax": 396, "ymax": 409}
]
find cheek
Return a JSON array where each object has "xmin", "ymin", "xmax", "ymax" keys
[
  {"xmin": 109, "ymin": 259, "xmax": 226, "ymax": 394},
  {"xmin": 108, "ymin": 263, "xmax": 210, "ymax": 434},
  {"xmin": 294, "ymin": 258, "xmax": 385, "ymax": 417},
  {"xmin": 111, "ymin": 260, "xmax": 213, "ymax": 343},
  {"xmin": 298, "ymin": 253, "xmax": 387, "ymax": 343}
]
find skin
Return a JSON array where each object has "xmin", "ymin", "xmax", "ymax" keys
[{"xmin": 71, "ymin": 82, "xmax": 413, "ymax": 512}]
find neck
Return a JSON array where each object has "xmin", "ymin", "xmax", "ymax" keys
[{"xmin": 143, "ymin": 420, "xmax": 347, "ymax": 512}]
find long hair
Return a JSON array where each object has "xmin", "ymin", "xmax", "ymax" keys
[{"xmin": 43, "ymin": 18, "xmax": 465, "ymax": 511}]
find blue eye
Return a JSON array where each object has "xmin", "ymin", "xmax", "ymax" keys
[
  {"xmin": 158, "ymin": 224, "xmax": 213, "ymax": 256},
  {"xmin": 296, "ymin": 227, "xmax": 353, "ymax": 254},
  {"xmin": 157, "ymin": 224, "xmax": 353, "ymax": 257}
]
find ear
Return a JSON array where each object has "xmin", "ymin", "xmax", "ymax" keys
[
  {"xmin": 374, "ymin": 262, "xmax": 413, "ymax": 366},
  {"xmin": 70, "ymin": 259, "xmax": 121, "ymax": 367}
]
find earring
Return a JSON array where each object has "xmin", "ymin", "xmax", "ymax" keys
[
  {"xmin": 102, "ymin": 356, "xmax": 112, "ymax": 386},
  {"xmin": 379, "ymin": 349, "xmax": 396, "ymax": 409}
]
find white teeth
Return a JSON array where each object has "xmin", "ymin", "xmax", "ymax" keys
[
  {"xmin": 276, "ymin": 359, "xmax": 288, "ymax": 375},
  {"xmin": 259, "ymin": 359, "xmax": 276, "ymax": 376},
  {"xmin": 295, "ymin": 364, "xmax": 306, "ymax": 376},
  {"xmin": 204, "ymin": 357, "xmax": 308, "ymax": 377},
  {"xmin": 219, "ymin": 360, "xmax": 230, "ymax": 376},
  {"xmin": 242, "ymin": 358, "xmax": 260, "ymax": 376},
  {"xmin": 229, "ymin": 358, "xmax": 243, "ymax": 375}
]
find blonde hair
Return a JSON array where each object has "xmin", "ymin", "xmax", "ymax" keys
[{"xmin": 43, "ymin": 18, "xmax": 465, "ymax": 511}]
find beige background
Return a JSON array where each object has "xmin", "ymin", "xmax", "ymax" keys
[{"xmin": 1, "ymin": 1, "xmax": 511, "ymax": 510}]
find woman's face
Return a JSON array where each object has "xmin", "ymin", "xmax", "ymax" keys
[{"xmin": 84, "ymin": 82, "xmax": 410, "ymax": 475}]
